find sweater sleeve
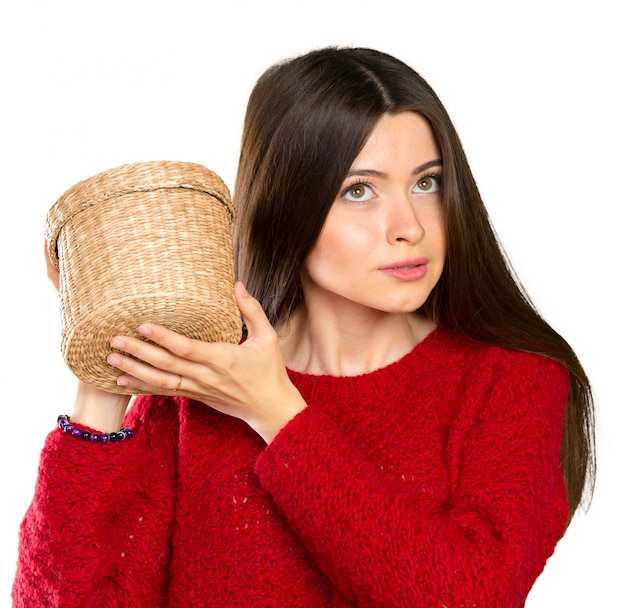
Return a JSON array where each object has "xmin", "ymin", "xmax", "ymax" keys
[
  {"xmin": 12, "ymin": 395, "xmax": 180, "ymax": 608},
  {"xmin": 255, "ymin": 352, "xmax": 570, "ymax": 607}
]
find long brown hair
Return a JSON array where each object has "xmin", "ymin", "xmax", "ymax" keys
[{"xmin": 233, "ymin": 46, "xmax": 594, "ymax": 520}]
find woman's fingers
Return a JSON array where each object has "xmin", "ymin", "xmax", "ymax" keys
[
  {"xmin": 44, "ymin": 240, "xmax": 60, "ymax": 291},
  {"xmin": 107, "ymin": 333, "xmax": 203, "ymax": 392},
  {"xmin": 114, "ymin": 369, "xmax": 183, "ymax": 394},
  {"xmin": 107, "ymin": 311, "xmax": 242, "ymax": 394},
  {"xmin": 134, "ymin": 323, "xmax": 216, "ymax": 364},
  {"xmin": 103, "ymin": 283, "xmax": 305, "ymax": 441},
  {"xmin": 111, "ymin": 282, "xmax": 274, "ymax": 379},
  {"xmin": 234, "ymin": 281, "xmax": 274, "ymax": 344}
]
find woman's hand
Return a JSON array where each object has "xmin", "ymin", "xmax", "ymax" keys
[
  {"xmin": 44, "ymin": 240, "xmax": 60, "ymax": 290},
  {"xmin": 106, "ymin": 282, "xmax": 307, "ymax": 444},
  {"xmin": 44, "ymin": 240, "xmax": 132, "ymax": 432}
]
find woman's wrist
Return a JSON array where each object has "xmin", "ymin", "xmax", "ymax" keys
[
  {"xmin": 57, "ymin": 414, "xmax": 134, "ymax": 443},
  {"xmin": 70, "ymin": 381, "xmax": 132, "ymax": 433},
  {"xmin": 249, "ymin": 389, "xmax": 307, "ymax": 445}
]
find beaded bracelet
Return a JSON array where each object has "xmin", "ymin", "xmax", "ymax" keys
[{"xmin": 57, "ymin": 414, "xmax": 134, "ymax": 444}]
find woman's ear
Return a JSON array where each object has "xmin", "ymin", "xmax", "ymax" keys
[{"xmin": 44, "ymin": 240, "xmax": 60, "ymax": 291}]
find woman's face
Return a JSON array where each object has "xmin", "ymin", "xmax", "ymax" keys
[{"xmin": 303, "ymin": 111, "xmax": 446, "ymax": 316}]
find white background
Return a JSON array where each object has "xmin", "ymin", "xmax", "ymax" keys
[{"xmin": 1, "ymin": 0, "xmax": 624, "ymax": 605}]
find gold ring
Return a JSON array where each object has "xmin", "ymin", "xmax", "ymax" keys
[{"xmin": 174, "ymin": 375, "xmax": 182, "ymax": 392}]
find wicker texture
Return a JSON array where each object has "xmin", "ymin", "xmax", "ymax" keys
[{"xmin": 45, "ymin": 160, "xmax": 241, "ymax": 394}]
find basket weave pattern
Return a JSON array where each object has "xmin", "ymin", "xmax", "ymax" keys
[{"xmin": 46, "ymin": 161, "xmax": 241, "ymax": 394}]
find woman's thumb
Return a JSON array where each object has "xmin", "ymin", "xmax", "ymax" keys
[{"xmin": 234, "ymin": 282, "xmax": 272, "ymax": 340}]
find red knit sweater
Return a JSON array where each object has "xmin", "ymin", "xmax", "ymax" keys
[{"xmin": 13, "ymin": 328, "xmax": 569, "ymax": 607}]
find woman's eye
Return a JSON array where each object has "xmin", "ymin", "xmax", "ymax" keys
[
  {"xmin": 343, "ymin": 182, "xmax": 373, "ymax": 202},
  {"xmin": 413, "ymin": 174, "xmax": 441, "ymax": 194}
]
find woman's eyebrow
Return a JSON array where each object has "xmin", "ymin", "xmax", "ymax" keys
[
  {"xmin": 345, "ymin": 159, "xmax": 443, "ymax": 179},
  {"xmin": 411, "ymin": 159, "xmax": 443, "ymax": 175}
]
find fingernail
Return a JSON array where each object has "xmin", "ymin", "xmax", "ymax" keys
[
  {"xmin": 107, "ymin": 354, "xmax": 122, "ymax": 366},
  {"xmin": 110, "ymin": 338, "xmax": 126, "ymax": 349},
  {"xmin": 236, "ymin": 282, "xmax": 249, "ymax": 297},
  {"xmin": 137, "ymin": 324, "xmax": 152, "ymax": 337}
]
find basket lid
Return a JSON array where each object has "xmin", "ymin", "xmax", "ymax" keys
[{"xmin": 45, "ymin": 160, "xmax": 234, "ymax": 268}]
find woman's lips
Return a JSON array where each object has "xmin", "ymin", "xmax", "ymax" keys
[{"xmin": 379, "ymin": 258, "xmax": 429, "ymax": 281}]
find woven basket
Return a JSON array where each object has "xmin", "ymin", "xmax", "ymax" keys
[{"xmin": 45, "ymin": 160, "xmax": 241, "ymax": 394}]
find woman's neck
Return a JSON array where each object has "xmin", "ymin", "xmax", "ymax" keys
[{"xmin": 279, "ymin": 300, "xmax": 435, "ymax": 376}]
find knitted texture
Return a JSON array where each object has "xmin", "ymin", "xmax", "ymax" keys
[{"xmin": 13, "ymin": 328, "xmax": 569, "ymax": 607}]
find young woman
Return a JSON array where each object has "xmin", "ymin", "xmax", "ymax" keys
[{"xmin": 13, "ymin": 46, "xmax": 594, "ymax": 607}]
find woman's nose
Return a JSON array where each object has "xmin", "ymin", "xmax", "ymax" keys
[{"xmin": 386, "ymin": 195, "xmax": 426, "ymax": 244}]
